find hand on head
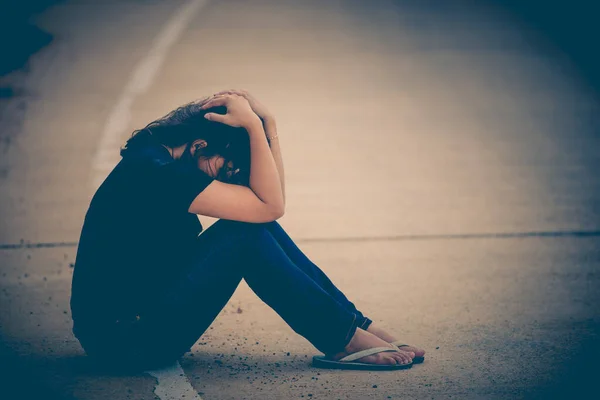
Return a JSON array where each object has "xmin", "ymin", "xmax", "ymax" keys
[
  {"xmin": 201, "ymin": 94, "xmax": 261, "ymax": 129},
  {"xmin": 212, "ymin": 89, "xmax": 274, "ymax": 123}
]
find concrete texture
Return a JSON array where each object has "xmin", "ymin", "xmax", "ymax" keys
[{"xmin": 1, "ymin": 0, "xmax": 599, "ymax": 399}]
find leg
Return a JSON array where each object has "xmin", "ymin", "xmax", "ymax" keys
[
  {"xmin": 214, "ymin": 221, "xmax": 413, "ymax": 365},
  {"xmin": 263, "ymin": 222, "xmax": 372, "ymax": 330},
  {"xmin": 87, "ymin": 219, "xmax": 248, "ymax": 370},
  {"xmin": 114, "ymin": 219, "xmax": 362, "ymax": 369},
  {"xmin": 225, "ymin": 220, "xmax": 360, "ymax": 355},
  {"xmin": 263, "ymin": 223, "xmax": 424, "ymax": 361}
]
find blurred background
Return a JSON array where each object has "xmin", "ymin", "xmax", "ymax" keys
[{"xmin": 1, "ymin": 0, "xmax": 599, "ymax": 399}]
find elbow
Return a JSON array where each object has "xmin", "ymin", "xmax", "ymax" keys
[{"xmin": 269, "ymin": 203, "xmax": 285, "ymax": 221}]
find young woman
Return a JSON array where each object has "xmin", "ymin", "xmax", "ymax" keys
[{"xmin": 70, "ymin": 90, "xmax": 425, "ymax": 371}]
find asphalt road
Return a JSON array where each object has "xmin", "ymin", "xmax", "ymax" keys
[{"xmin": 1, "ymin": 0, "xmax": 599, "ymax": 399}]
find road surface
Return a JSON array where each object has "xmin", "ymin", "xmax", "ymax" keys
[{"xmin": 1, "ymin": 0, "xmax": 599, "ymax": 399}]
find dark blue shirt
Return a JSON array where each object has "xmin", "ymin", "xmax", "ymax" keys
[{"xmin": 70, "ymin": 143, "xmax": 213, "ymax": 333}]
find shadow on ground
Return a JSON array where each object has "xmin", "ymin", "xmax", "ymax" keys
[
  {"xmin": 0, "ymin": 335, "xmax": 77, "ymax": 400},
  {"xmin": 490, "ymin": 0, "xmax": 600, "ymax": 94},
  {"xmin": 528, "ymin": 322, "xmax": 600, "ymax": 399},
  {"xmin": 0, "ymin": 0, "xmax": 62, "ymax": 78}
]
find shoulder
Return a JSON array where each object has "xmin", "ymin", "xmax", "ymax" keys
[
  {"xmin": 121, "ymin": 142, "xmax": 174, "ymax": 167},
  {"xmin": 90, "ymin": 144, "xmax": 171, "ymax": 205}
]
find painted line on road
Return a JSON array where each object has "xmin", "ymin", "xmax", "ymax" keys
[
  {"xmin": 89, "ymin": 0, "xmax": 209, "ymax": 399},
  {"xmin": 147, "ymin": 362, "xmax": 204, "ymax": 400},
  {"xmin": 90, "ymin": 0, "xmax": 209, "ymax": 190},
  {"xmin": 3, "ymin": 230, "xmax": 600, "ymax": 250}
]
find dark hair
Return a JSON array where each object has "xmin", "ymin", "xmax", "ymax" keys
[{"xmin": 121, "ymin": 99, "xmax": 250, "ymax": 185}]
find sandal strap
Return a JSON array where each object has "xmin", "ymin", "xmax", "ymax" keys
[
  {"xmin": 339, "ymin": 346, "xmax": 398, "ymax": 362},
  {"xmin": 391, "ymin": 341, "xmax": 408, "ymax": 348}
]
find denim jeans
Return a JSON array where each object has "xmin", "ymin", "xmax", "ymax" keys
[{"xmin": 78, "ymin": 220, "xmax": 372, "ymax": 371}]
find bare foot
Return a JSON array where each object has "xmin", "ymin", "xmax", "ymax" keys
[
  {"xmin": 367, "ymin": 324, "xmax": 426, "ymax": 358},
  {"xmin": 331, "ymin": 328, "xmax": 413, "ymax": 365}
]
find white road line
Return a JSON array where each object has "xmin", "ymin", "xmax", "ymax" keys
[
  {"xmin": 91, "ymin": 0, "xmax": 209, "ymax": 189},
  {"xmin": 91, "ymin": 0, "xmax": 208, "ymax": 399},
  {"xmin": 147, "ymin": 362, "xmax": 204, "ymax": 400}
]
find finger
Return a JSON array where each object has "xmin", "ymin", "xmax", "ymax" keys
[
  {"xmin": 198, "ymin": 95, "xmax": 213, "ymax": 104},
  {"xmin": 221, "ymin": 89, "xmax": 248, "ymax": 98},
  {"xmin": 199, "ymin": 96, "xmax": 218, "ymax": 108},
  {"xmin": 213, "ymin": 89, "xmax": 237, "ymax": 94},
  {"xmin": 236, "ymin": 90, "xmax": 251, "ymax": 98},
  {"xmin": 204, "ymin": 112, "xmax": 227, "ymax": 123},
  {"xmin": 201, "ymin": 96, "xmax": 228, "ymax": 109},
  {"xmin": 234, "ymin": 89, "xmax": 251, "ymax": 98},
  {"xmin": 214, "ymin": 90, "xmax": 235, "ymax": 96}
]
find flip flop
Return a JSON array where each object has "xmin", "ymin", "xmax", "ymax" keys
[
  {"xmin": 312, "ymin": 346, "xmax": 413, "ymax": 370},
  {"xmin": 391, "ymin": 341, "xmax": 425, "ymax": 364}
]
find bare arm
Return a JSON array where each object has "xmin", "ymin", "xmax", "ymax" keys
[
  {"xmin": 264, "ymin": 118, "xmax": 285, "ymax": 205},
  {"xmin": 213, "ymin": 90, "xmax": 286, "ymax": 205},
  {"xmin": 187, "ymin": 94, "xmax": 284, "ymax": 222},
  {"xmin": 246, "ymin": 120, "xmax": 284, "ymax": 213}
]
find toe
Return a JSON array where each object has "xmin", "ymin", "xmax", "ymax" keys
[
  {"xmin": 401, "ymin": 350, "xmax": 416, "ymax": 358},
  {"xmin": 381, "ymin": 354, "xmax": 398, "ymax": 365},
  {"xmin": 391, "ymin": 352, "xmax": 412, "ymax": 365},
  {"xmin": 398, "ymin": 345, "xmax": 425, "ymax": 358}
]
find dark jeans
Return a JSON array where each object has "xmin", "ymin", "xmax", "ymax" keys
[{"xmin": 79, "ymin": 220, "xmax": 372, "ymax": 371}]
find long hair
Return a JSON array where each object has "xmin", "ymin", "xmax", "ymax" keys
[{"xmin": 121, "ymin": 98, "xmax": 250, "ymax": 185}]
